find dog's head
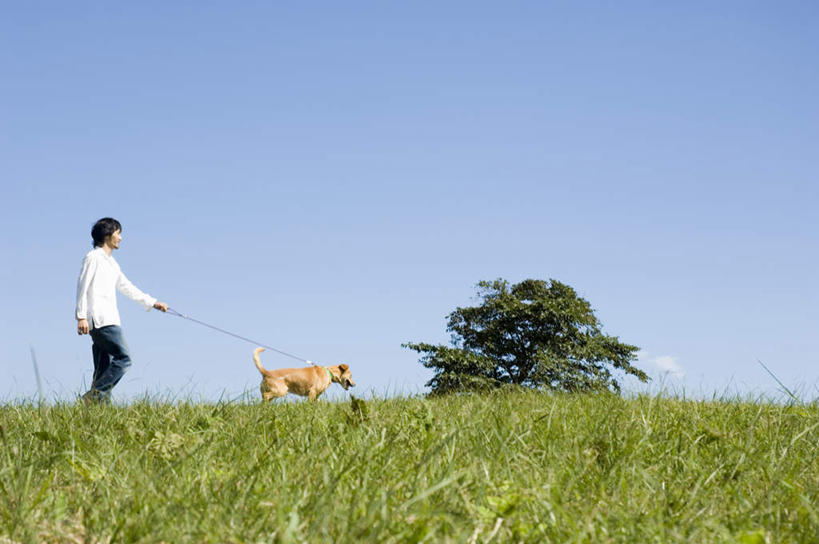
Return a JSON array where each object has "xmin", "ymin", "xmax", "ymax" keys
[{"xmin": 338, "ymin": 363, "xmax": 355, "ymax": 390}]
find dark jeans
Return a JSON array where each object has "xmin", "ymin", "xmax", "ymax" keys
[{"xmin": 87, "ymin": 325, "xmax": 132, "ymax": 400}]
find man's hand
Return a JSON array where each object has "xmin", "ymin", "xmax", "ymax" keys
[
  {"xmin": 153, "ymin": 301, "xmax": 169, "ymax": 312},
  {"xmin": 77, "ymin": 318, "xmax": 90, "ymax": 335}
]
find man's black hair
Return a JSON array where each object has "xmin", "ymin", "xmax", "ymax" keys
[{"xmin": 91, "ymin": 218, "xmax": 122, "ymax": 247}]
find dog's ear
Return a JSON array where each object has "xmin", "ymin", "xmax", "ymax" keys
[{"xmin": 339, "ymin": 364, "xmax": 349, "ymax": 372}]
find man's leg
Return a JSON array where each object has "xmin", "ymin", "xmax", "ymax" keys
[
  {"xmin": 84, "ymin": 332, "xmax": 112, "ymax": 403},
  {"xmin": 91, "ymin": 340, "xmax": 110, "ymax": 386},
  {"xmin": 87, "ymin": 325, "xmax": 132, "ymax": 401}
]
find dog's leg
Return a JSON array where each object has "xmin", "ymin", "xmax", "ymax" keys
[
  {"xmin": 260, "ymin": 380, "xmax": 272, "ymax": 403},
  {"xmin": 260, "ymin": 379, "xmax": 285, "ymax": 403},
  {"xmin": 261, "ymin": 378, "xmax": 289, "ymax": 402}
]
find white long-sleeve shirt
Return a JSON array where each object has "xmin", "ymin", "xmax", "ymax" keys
[{"xmin": 75, "ymin": 247, "xmax": 157, "ymax": 329}]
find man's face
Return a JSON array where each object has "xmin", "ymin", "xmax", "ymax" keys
[{"xmin": 106, "ymin": 230, "xmax": 122, "ymax": 250}]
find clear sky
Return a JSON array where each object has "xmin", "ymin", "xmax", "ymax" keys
[{"xmin": 2, "ymin": 2, "xmax": 817, "ymax": 402}]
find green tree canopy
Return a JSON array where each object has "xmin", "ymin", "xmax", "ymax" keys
[{"xmin": 404, "ymin": 279, "xmax": 648, "ymax": 395}]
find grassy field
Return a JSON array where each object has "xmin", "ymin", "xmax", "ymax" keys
[{"xmin": 1, "ymin": 390, "xmax": 817, "ymax": 543}]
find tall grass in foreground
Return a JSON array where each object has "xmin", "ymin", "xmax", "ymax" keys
[{"xmin": 1, "ymin": 391, "xmax": 817, "ymax": 543}]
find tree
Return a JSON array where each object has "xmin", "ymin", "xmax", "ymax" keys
[{"xmin": 404, "ymin": 278, "xmax": 648, "ymax": 395}]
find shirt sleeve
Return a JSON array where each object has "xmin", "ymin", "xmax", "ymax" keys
[
  {"xmin": 116, "ymin": 270, "xmax": 157, "ymax": 310},
  {"xmin": 75, "ymin": 254, "xmax": 97, "ymax": 320}
]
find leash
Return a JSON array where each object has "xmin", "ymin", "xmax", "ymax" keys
[{"xmin": 165, "ymin": 307, "xmax": 318, "ymax": 366}]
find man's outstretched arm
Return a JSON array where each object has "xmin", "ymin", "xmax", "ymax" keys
[{"xmin": 117, "ymin": 271, "xmax": 168, "ymax": 313}]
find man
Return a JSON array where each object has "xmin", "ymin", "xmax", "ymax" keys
[{"xmin": 75, "ymin": 217, "xmax": 168, "ymax": 403}]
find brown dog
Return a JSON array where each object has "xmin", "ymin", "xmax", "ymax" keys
[{"xmin": 253, "ymin": 347, "xmax": 355, "ymax": 402}]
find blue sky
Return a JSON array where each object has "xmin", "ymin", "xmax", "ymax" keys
[{"xmin": 2, "ymin": 1, "xmax": 817, "ymax": 402}]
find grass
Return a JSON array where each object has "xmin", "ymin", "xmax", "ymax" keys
[{"xmin": 1, "ymin": 390, "xmax": 817, "ymax": 543}]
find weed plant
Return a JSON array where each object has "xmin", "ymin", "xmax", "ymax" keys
[{"xmin": 1, "ymin": 390, "xmax": 817, "ymax": 542}]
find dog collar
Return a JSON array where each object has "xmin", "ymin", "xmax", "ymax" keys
[{"xmin": 325, "ymin": 367, "xmax": 334, "ymax": 382}]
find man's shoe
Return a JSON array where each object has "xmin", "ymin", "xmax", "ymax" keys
[{"xmin": 81, "ymin": 390, "xmax": 110, "ymax": 405}]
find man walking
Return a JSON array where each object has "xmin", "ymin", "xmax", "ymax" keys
[{"xmin": 75, "ymin": 217, "xmax": 168, "ymax": 403}]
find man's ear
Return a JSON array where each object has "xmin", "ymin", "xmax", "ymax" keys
[{"xmin": 339, "ymin": 364, "xmax": 349, "ymax": 372}]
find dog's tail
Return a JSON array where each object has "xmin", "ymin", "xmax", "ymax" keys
[{"xmin": 253, "ymin": 347, "xmax": 273, "ymax": 377}]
